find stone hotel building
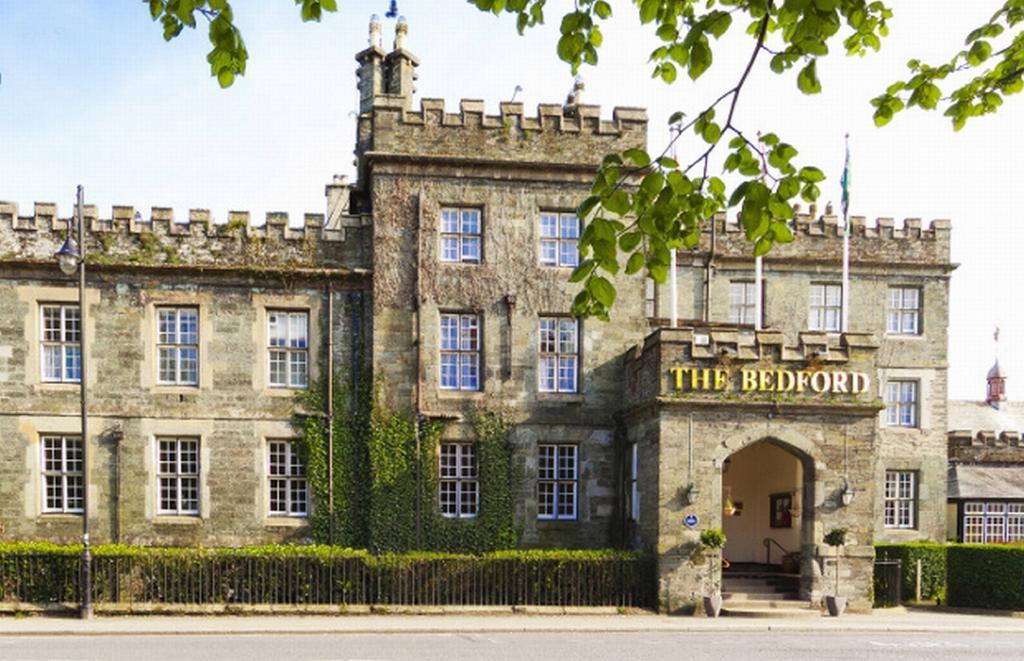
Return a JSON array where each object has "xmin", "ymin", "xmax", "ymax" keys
[{"xmin": 0, "ymin": 21, "xmax": 954, "ymax": 612}]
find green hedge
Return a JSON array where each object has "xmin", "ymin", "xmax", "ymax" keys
[
  {"xmin": 875, "ymin": 542, "xmax": 947, "ymax": 602},
  {"xmin": 947, "ymin": 544, "xmax": 1024, "ymax": 610},
  {"xmin": 0, "ymin": 544, "xmax": 653, "ymax": 609}
]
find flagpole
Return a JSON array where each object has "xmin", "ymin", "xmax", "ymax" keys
[
  {"xmin": 754, "ymin": 256, "xmax": 763, "ymax": 330},
  {"xmin": 841, "ymin": 134, "xmax": 851, "ymax": 333}
]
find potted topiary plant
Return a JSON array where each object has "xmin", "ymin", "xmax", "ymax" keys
[
  {"xmin": 823, "ymin": 527, "xmax": 848, "ymax": 616},
  {"xmin": 700, "ymin": 528, "xmax": 727, "ymax": 617}
]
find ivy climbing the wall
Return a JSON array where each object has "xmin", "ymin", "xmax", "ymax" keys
[
  {"xmin": 420, "ymin": 407, "xmax": 521, "ymax": 554},
  {"xmin": 297, "ymin": 375, "xmax": 521, "ymax": 553},
  {"xmin": 294, "ymin": 373, "xmax": 372, "ymax": 548}
]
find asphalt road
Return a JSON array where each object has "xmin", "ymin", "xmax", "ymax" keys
[{"xmin": 0, "ymin": 631, "xmax": 1020, "ymax": 661}]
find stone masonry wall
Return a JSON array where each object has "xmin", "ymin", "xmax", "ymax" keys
[{"xmin": 0, "ymin": 267, "xmax": 367, "ymax": 546}]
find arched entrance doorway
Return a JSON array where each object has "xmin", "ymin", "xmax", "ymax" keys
[{"xmin": 721, "ymin": 439, "xmax": 814, "ymax": 574}]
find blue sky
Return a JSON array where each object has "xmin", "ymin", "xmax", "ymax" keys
[{"xmin": 1, "ymin": 1, "xmax": 1021, "ymax": 399}]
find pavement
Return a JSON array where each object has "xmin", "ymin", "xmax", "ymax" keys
[{"xmin": 3, "ymin": 607, "xmax": 1024, "ymax": 636}]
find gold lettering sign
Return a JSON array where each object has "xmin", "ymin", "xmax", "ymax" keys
[{"xmin": 668, "ymin": 367, "xmax": 871, "ymax": 395}]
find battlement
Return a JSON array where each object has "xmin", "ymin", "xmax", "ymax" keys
[
  {"xmin": 395, "ymin": 98, "xmax": 647, "ymax": 135},
  {"xmin": 362, "ymin": 97, "xmax": 648, "ymax": 167},
  {"xmin": 0, "ymin": 201, "xmax": 371, "ymax": 272},
  {"xmin": 623, "ymin": 326, "xmax": 880, "ymax": 410},
  {"xmin": 701, "ymin": 207, "xmax": 953, "ymax": 266}
]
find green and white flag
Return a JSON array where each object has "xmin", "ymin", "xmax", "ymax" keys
[{"xmin": 840, "ymin": 134, "xmax": 851, "ymax": 232}]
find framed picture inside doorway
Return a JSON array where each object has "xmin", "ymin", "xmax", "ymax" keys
[{"xmin": 770, "ymin": 492, "xmax": 793, "ymax": 529}]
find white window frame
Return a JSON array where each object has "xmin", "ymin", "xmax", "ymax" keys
[
  {"xmin": 440, "ymin": 207, "xmax": 482, "ymax": 264},
  {"xmin": 538, "ymin": 317, "xmax": 579, "ymax": 393},
  {"xmin": 268, "ymin": 440, "xmax": 309, "ymax": 517},
  {"xmin": 729, "ymin": 280, "xmax": 759, "ymax": 325},
  {"xmin": 539, "ymin": 212, "xmax": 580, "ymax": 268},
  {"xmin": 887, "ymin": 286, "xmax": 921, "ymax": 335},
  {"xmin": 537, "ymin": 444, "xmax": 578, "ymax": 520},
  {"xmin": 439, "ymin": 313, "xmax": 481, "ymax": 391},
  {"xmin": 962, "ymin": 502, "xmax": 1024, "ymax": 543},
  {"xmin": 808, "ymin": 283, "xmax": 842, "ymax": 332},
  {"xmin": 885, "ymin": 380, "xmax": 919, "ymax": 428},
  {"xmin": 41, "ymin": 435, "xmax": 83, "ymax": 514},
  {"xmin": 267, "ymin": 310, "xmax": 309, "ymax": 389},
  {"xmin": 644, "ymin": 278, "xmax": 657, "ymax": 318},
  {"xmin": 883, "ymin": 470, "xmax": 916, "ymax": 529},
  {"xmin": 157, "ymin": 437, "xmax": 200, "ymax": 516},
  {"xmin": 40, "ymin": 304, "xmax": 81, "ymax": 383},
  {"xmin": 156, "ymin": 306, "xmax": 199, "ymax": 385},
  {"xmin": 439, "ymin": 443, "xmax": 479, "ymax": 518}
]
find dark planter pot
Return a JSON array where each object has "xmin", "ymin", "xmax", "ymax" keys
[
  {"xmin": 703, "ymin": 594, "xmax": 723, "ymax": 618},
  {"xmin": 825, "ymin": 595, "xmax": 847, "ymax": 617}
]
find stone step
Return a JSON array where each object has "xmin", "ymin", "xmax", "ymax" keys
[
  {"xmin": 724, "ymin": 591, "xmax": 801, "ymax": 601},
  {"xmin": 722, "ymin": 578, "xmax": 796, "ymax": 589},
  {"xmin": 721, "ymin": 605, "xmax": 822, "ymax": 619}
]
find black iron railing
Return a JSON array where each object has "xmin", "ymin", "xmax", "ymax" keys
[{"xmin": 0, "ymin": 551, "xmax": 656, "ymax": 610}]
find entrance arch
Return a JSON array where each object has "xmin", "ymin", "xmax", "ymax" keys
[{"xmin": 720, "ymin": 438, "xmax": 816, "ymax": 571}]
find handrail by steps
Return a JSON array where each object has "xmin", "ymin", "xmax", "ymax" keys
[{"xmin": 763, "ymin": 537, "xmax": 790, "ymax": 565}]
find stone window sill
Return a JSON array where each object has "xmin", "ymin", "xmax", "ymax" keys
[
  {"xmin": 884, "ymin": 334, "xmax": 925, "ymax": 341},
  {"xmin": 264, "ymin": 517, "xmax": 310, "ymax": 529},
  {"xmin": 536, "ymin": 392, "xmax": 585, "ymax": 404},
  {"xmin": 437, "ymin": 389, "xmax": 486, "ymax": 400},
  {"xmin": 154, "ymin": 515, "xmax": 203, "ymax": 526},
  {"xmin": 37, "ymin": 513, "xmax": 82, "ymax": 522}
]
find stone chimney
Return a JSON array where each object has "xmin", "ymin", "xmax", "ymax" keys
[
  {"xmin": 384, "ymin": 17, "xmax": 418, "ymax": 110},
  {"xmin": 355, "ymin": 15, "xmax": 386, "ymax": 114},
  {"xmin": 987, "ymin": 327, "xmax": 1007, "ymax": 408}
]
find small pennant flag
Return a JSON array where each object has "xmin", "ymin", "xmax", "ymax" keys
[{"xmin": 840, "ymin": 134, "xmax": 851, "ymax": 234}]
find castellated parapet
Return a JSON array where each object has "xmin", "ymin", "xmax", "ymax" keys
[
  {"xmin": 361, "ymin": 97, "xmax": 648, "ymax": 167},
  {"xmin": 696, "ymin": 210, "xmax": 952, "ymax": 267},
  {"xmin": 623, "ymin": 326, "xmax": 881, "ymax": 411},
  {"xmin": 0, "ymin": 201, "xmax": 371, "ymax": 272}
]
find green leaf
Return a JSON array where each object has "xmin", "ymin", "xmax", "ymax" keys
[
  {"xmin": 688, "ymin": 40, "xmax": 712, "ymax": 80},
  {"xmin": 623, "ymin": 148, "xmax": 651, "ymax": 167},
  {"xmin": 619, "ymin": 231, "xmax": 642, "ymax": 252},
  {"xmin": 217, "ymin": 68, "xmax": 234, "ymax": 88},
  {"xmin": 753, "ymin": 237, "xmax": 772, "ymax": 257},
  {"xmin": 569, "ymin": 260, "xmax": 596, "ymax": 283},
  {"xmin": 594, "ymin": 0, "xmax": 612, "ymax": 19},
  {"xmin": 625, "ymin": 252, "xmax": 646, "ymax": 275},
  {"xmin": 640, "ymin": 171, "xmax": 665, "ymax": 199},
  {"xmin": 577, "ymin": 195, "xmax": 600, "ymax": 219},
  {"xmin": 587, "ymin": 276, "xmax": 617, "ymax": 308},
  {"xmin": 660, "ymin": 61, "xmax": 677, "ymax": 83},
  {"xmin": 701, "ymin": 121, "xmax": 721, "ymax": 144},
  {"xmin": 150, "ymin": 0, "xmax": 165, "ymax": 20},
  {"xmin": 799, "ymin": 166, "xmax": 825, "ymax": 182},
  {"xmin": 797, "ymin": 60, "xmax": 822, "ymax": 94},
  {"xmin": 603, "ymin": 190, "xmax": 631, "ymax": 216},
  {"xmin": 639, "ymin": 0, "xmax": 660, "ymax": 24}
]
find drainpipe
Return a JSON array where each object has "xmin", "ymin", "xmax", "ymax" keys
[
  {"xmin": 703, "ymin": 217, "xmax": 717, "ymax": 322},
  {"xmin": 326, "ymin": 281, "xmax": 335, "ymax": 544},
  {"xmin": 413, "ymin": 191, "xmax": 424, "ymax": 549}
]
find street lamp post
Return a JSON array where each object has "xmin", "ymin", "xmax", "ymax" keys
[{"xmin": 55, "ymin": 185, "xmax": 92, "ymax": 620}]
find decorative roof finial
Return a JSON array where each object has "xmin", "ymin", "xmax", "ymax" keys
[
  {"xmin": 987, "ymin": 325, "xmax": 1007, "ymax": 407},
  {"xmin": 394, "ymin": 16, "xmax": 408, "ymax": 50},
  {"xmin": 369, "ymin": 14, "xmax": 382, "ymax": 49}
]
